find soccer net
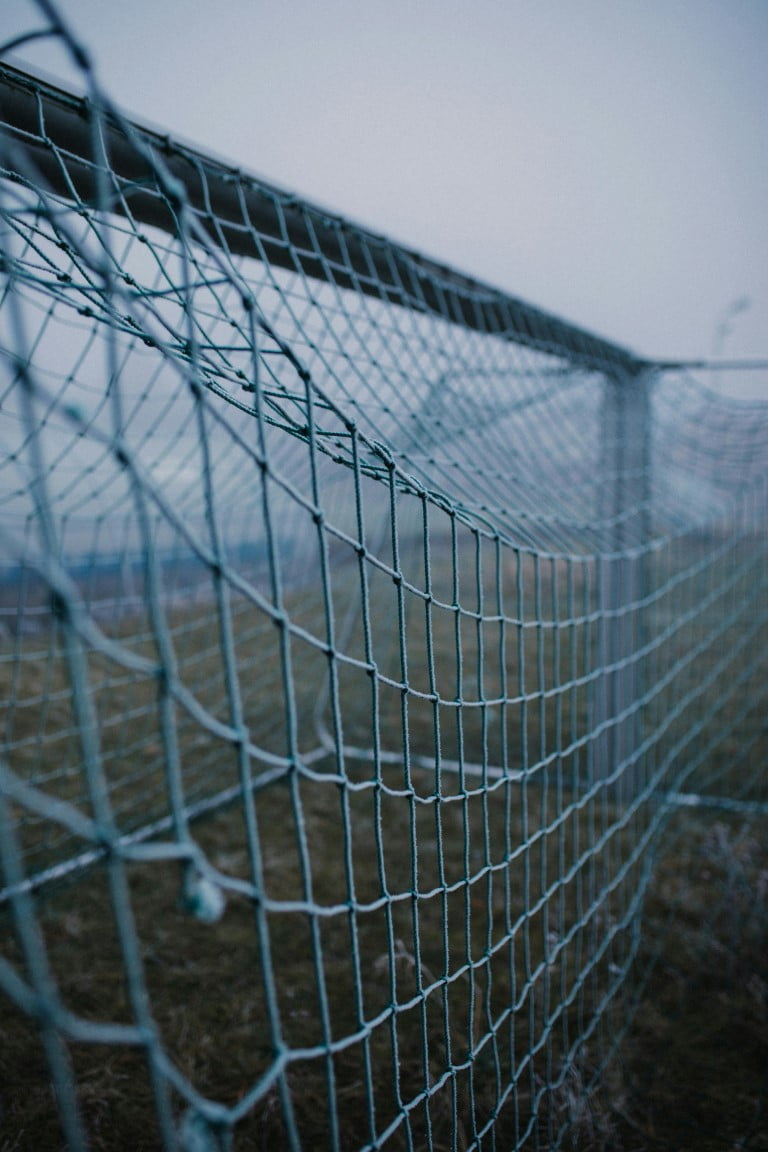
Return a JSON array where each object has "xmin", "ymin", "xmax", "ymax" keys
[{"xmin": 1, "ymin": 13, "xmax": 766, "ymax": 1151}]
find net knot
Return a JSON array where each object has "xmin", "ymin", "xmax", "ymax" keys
[
  {"xmin": 371, "ymin": 441, "xmax": 396, "ymax": 471},
  {"xmin": 163, "ymin": 174, "xmax": 188, "ymax": 209},
  {"xmin": 180, "ymin": 865, "xmax": 226, "ymax": 924}
]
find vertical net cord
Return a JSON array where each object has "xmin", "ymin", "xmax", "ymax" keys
[{"xmin": 4, "ymin": 177, "xmax": 180, "ymax": 1146}]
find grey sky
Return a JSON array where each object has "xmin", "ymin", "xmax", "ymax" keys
[{"xmin": 4, "ymin": 0, "xmax": 768, "ymax": 377}]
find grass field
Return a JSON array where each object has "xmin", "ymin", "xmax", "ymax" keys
[
  {"xmin": 0, "ymin": 528, "xmax": 766, "ymax": 1150},
  {"xmin": 613, "ymin": 810, "xmax": 768, "ymax": 1151}
]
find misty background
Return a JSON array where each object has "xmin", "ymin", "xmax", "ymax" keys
[{"xmin": 2, "ymin": 0, "xmax": 766, "ymax": 392}]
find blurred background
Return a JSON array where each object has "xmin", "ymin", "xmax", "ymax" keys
[{"xmin": 3, "ymin": 0, "xmax": 767, "ymax": 391}]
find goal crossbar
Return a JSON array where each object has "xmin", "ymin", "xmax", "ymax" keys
[{"xmin": 0, "ymin": 61, "xmax": 646, "ymax": 378}]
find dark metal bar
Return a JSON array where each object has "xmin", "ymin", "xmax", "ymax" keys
[
  {"xmin": 656, "ymin": 358, "xmax": 768, "ymax": 372},
  {"xmin": 0, "ymin": 61, "xmax": 647, "ymax": 376}
]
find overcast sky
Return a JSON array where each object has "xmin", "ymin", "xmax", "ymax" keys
[{"xmin": 3, "ymin": 0, "xmax": 767, "ymax": 383}]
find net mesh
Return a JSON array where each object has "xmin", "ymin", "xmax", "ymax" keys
[{"xmin": 1, "ymin": 12, "xmax": 767, "ymax": 1151}]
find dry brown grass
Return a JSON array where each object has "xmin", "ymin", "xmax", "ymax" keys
[
  {"xmin": 612, "ymin": 813, "xmax": 768, "ymax": 1152},
  {"xmin": 0, "ymin": 535, "xmax": 766, "ymax": 1149}
]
